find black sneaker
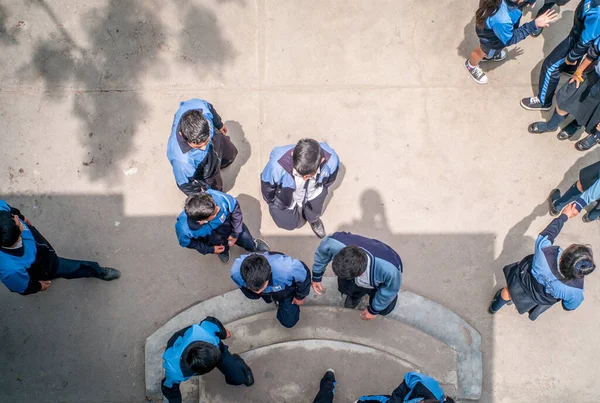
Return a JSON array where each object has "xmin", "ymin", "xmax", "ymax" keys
[
  {"xmin": 488, "ymin": 289, "xmax": 513, "ymax": 314},
  {"xmin": 531, "ymin": 27, "xmax": 543, "ymax": 37},
  {"xmin": 528, "ymin": 122, "xmax": 551, "ymax": 134},
  {"xmin": 482, "ymin": 49, "xmax": 507, "ymax": 62},
  {"xmin": 548, "ymin": 189, "xmax": 561, "ymax": 217},
  {"xmin": 218, "ymin": 249, "xmax": 230, "ymax": 264},
  {"xmin": 576, "ymin": 133, "xmax": 600, "ymax": 151},
  {"xmin": 253, "ymin": 238, "xmax": 270, "ymax": 252},
  {"xmin": 344, "ymin": 294, "xmax": 363, "ymax": 309},
  {"xmin": 98, "ymin": 267, "xmax": 121, "ymax": 281},
  {"xmin": 557, "ymin": 121, "xmax": 580, "ymax": 140},
  {"xmin": 583, "ymin": 203, "xmax": 600, "ymax": 223},
  {"xmin": 309, "ymin": 218, "xmax": 326, "ymax": 238},
  {"xmin": 520, "ymin": 96, "xmax": 552, "ymax": 111},
  {"xmin": 233, "ymin": 354, "xmax": 254, "ymax": 386}
]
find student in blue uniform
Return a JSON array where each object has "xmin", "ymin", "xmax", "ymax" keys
[
  {"xmin": 489, "ymin": 204, "xmax": 596, "ymax": 320},
  {"xmin": 311, "ymin": 370, "xmax": 455, "ymax": 403},
  {"xmin": 311, "ymin": 232, "xmax": 402, "ymax": 321},
  {"xmin": 548, "ymin": 160, "xmax": 600, "ymax": 221},
  {"xmin": 230, "ymin": 252, "xmax": 311, "ymax": 328},
  {"xmin": 465, "ymin": 0, "xmax": 558, "ymax": 84},
  {"xmin": 175, "ymin": 191, "xmax": 269, "ymax": 264},
  {"xmin": 261, "ymin": 138, "xmax": 339, "ymax": 238},
  {"xmin": 521, "ymin": 0, "xmax": 600, "ymax": 111},
  {"xmin": 0, "ymin": 200, "xmax": 120, "ymax": 295},
  {"xmin": 161, "ymin": 316, "xmax": 254, "ymax": 403},
  {"xmin": 167, "ymin": 98, "xmax": 238, "ymax": 194}
]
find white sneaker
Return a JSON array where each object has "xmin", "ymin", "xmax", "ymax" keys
[{"xmin": 464, "ymin": 60, "xmax": 488, "ymax": 84}]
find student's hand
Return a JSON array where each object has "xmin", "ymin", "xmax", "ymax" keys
[
  {"xmin": 39, "ymin": 280, "xmax": 51, "ymax": 291},
  {"xmin": 312, "ymin": 282, "xmax": 325, "ymax": 295},
  {"xmin": 360, "ymin": 309, "xmax": 376, "ymax": 321},
  {"xmin": 23, "ymin": 217, "xmax": 32, "ymax": 226},
  {"xmin": 220, "ymin": 125, "xmax": 228, "ymax": 135},
  {"xmin": 569, "ymin": 74, "xmax": 584, "ymax": 88},
  {"xmin": 292, "ymin": 297, "xmax": 306, "ymax": 305},
  {"xmin": 562, "ymin": 203, "xmax": 580, "ymax": 219},
  {"xmin": 535, "ymin": 9, "xmax": 559, "ymax": 28},
  {"xmin": 565, "ymin": 57, "xmax": 577, "ymax": 66},
  {"xmin": 227, "ymin": 235, "xmax": 237, "ymax": 247},
  {"xmin": 224, "ymin": 328, "xmax": 231, "ymax": 339},
  {"xmin": 214, "ymin": 245, "xmax": 225, "ymax": 254},
  {"xmin": 596, "ymin": 122, "xmax": 600, "ymax": 131}
]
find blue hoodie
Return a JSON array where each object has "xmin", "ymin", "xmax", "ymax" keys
[{"xmin": 476, "ymin": 0, "xmax": 538, "ymax": 51}]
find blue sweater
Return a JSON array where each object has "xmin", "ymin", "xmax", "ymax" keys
[
  {"xmin": 230, "ymin": 252, "xmax": 311, "ymax": 300},
  {"xmin": 312, "ymin": 232, "xmax": 402, "ymax": 315},
  {"xmin": 476, "ymin": 0, "xmax": 537, "ymax": 50},
  {"xmin": 566, "ymin": 0, "xmax": 600, "ymax": 63},
  {"xmin": 175, "ymin": 190, "xmax": 243, "ymax": 254},
  {"xmin": 357, "ymin": 372, "xmax": 446, "ymax": 403},
  {"xmin": 166, "ymin": 99, "xmax": 223, "ymax": 193}
]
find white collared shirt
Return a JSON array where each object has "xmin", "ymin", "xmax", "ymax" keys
[{"xmin": 291, "ymin": 168, "xmax": 323, "ymax": 209}]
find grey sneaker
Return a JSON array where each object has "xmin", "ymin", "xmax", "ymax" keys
[
  {"xmin": 218, "ymin": 249, "xmax": 230, "ymax": 264},
  {"xmin": 482, "ymin": 49, "xmax": 507, "ymax": 62},
  {"xmin": 464, "ymin": 59, "xmax": 488, "ymax": 84},
  {"xmin": 253, "ymin": 238, "xmax": 270, "ymax": 252}
]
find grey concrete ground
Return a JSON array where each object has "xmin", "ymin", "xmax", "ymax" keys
[{"xmin": 0, "ymin": 0, "xmax": 599, "ymax": 402}]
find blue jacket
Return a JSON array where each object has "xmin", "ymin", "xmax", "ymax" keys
[
  {"xmin": 230, "ymin": 252, "xmax": 311, "ymax": 300},
  {"xmin": 162, "ymin": 317, "xmax": 227, "ymax": 390},
  {"xmin": 260, "ymin": 143, "xmax": 339, "ymax": 209},
  {"xmin": 312, "ymin": 232, "xmax": 402, "ymax": 315},
  {"xmin": 531, "ymin": 215, "xmax": 585, "ymax": 310},
  {"xmin": 0, "ymin": 200, "xmax": 57, "ymax": 295},
  {"xmin": 166, "ymin": 99, "xmax": 224, "ymax": 194},
  {"xmin": 175, "ymin": 190, "xmax": 243, "ymax": 255},
  {"xmin": 357, "ymin": 372, "xmax": 447, "ymax": 403},
  {"xmin": 566, "ymin": 0, "xmax": 600, "ymax": 63},
  {"xmin": 476, "ymin": 0, "xmax": 537, "ymax": 50}
]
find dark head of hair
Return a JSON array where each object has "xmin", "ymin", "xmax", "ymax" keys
[
  {"xmin": 332, "ymin": 245, "xmax": 368, "ymax": 279},
  {"xmin": 560, "ymin": 244, "xmax": 596, "ymax": 279},
  {"xmin": 293, "ymin": 138, "xmax": 322, "ymax": 176},
  {"xmin": 0, "ymin": 211, "xmax": 21, "ymax": 247},
  {"xmin": 185, "ymin": 193, "xmax": 216, "ymax": 221},
  {"xmin": 178, "ymin": 109, "xmax": 210, "ymax": 144},
  {"xmin": 475, "ymin": 0, "xmax": 502, "ymax": 29},
  {"xmin": 240, "ymin": 254, "xmax": 272, "ymax": 291},
  {"xmin": 185, "ymin": 341, "xmax": 222, "ymax": 375}
]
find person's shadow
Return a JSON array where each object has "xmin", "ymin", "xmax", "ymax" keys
[{"xmin": 221, "ymin": 120, "xmax": 251, "ymax": 193}]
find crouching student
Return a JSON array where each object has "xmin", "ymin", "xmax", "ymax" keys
[
  {"xmin": 261, "ymin": 139, "xmax": 339, "ymax": 238},
  {"xmin": 311, "ymin": 232, "xmax": 402, "ymax": 321},
  {"xmin": 161, "ymin": 316, "xmax": 254, "ymax": 403},
  {"xmin": 548, "ymin": 160, "xmax": 600, "ymax": 221},
  {"xmin": 489, "ymin": 204, "xmax": 596, "ymax": 320},
  {"xmin": 230, "ymin": 252, "xmax": 311, "ymax": 328},
  {"xmin": 175, "ymin": 191, "xmax": 269, "ymax": 264},
  {"xmin": 354, "ymin": 372, "xmax": 456, "ymax": 403}
]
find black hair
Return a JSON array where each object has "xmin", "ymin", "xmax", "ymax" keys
[
  {"xmin": 475, "ymin": 0, "xmax": 502, "ymax": 29},
  {"xmin": 185, "ymin": 341, "xmax": 222, "ymax": 375},
  {"xmin": 332, "ymin": 245, "xmax": 368, "ymax": 279},
  {"xmin": 184, "ymin": 193, "xmax": 216, "ymax": 221},
  {"xmin": 0, "ymin": 211, "xmax": 21, "ymax": 247},
  {"xmin": 293, "ymin": 138, "xmax": 322, "ymax": 176},
  {"xmin": 178, "ymin": 109, "xmax": 210, "ymax": 144},
  {"xmin": 240, "ymin": 254, "xmax": 272, "ymax": 291},
  {"xmin": 560, "ymin": 244, "xmax": 595, "ymax": 279}
]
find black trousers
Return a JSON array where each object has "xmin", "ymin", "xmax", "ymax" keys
[
  {"xmin": 312, "ymin": 371, "xmax": 336, "ymax": 403},
  {"xmin": 269, "ymin": 187, "xmax": 328, "ymax": 231},
  {"xmin": 538, "ymin": 35, "xmax": 578, "ymax": 107},
  {"xmin": 161, "ymin": 344, "xmax": 248, "ymax": 403},
  {"xmin": 205, "ymin": 132, "xmax": 238, "ymax": 192},
  {"xmin": 337, "ymin": 278, "xmax": 398, "ymax": 316},
  {"xmin": 241, "ymin": 285, "xmax": 301, "ymax": 328}
]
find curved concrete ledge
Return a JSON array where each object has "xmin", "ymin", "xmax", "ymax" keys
[{"xmin": 145, "ymin": 277, "xmax": 482, "ymax": 401}]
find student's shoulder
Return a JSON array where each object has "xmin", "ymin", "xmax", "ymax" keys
[
  {"xmin": 268, "ymin": 144, "xmax": 294, "ymax": 161},
  {"xmin": 488, "ymin": 2, "xmax": 512, "ymax": 26}
]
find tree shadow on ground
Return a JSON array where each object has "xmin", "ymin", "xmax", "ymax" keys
[
  {"xmin": 0, "ymin": 3, "xmax": 19, "ymax": 46},
  {"xmin": 22, "ymin": 0, "xmax": 238, "ymax": 184}
]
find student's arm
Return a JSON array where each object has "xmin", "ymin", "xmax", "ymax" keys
[
  {"xmin": 260, "ymin": 167, "xmax": 279, "ymax": 206},
  {"xmin": 573, "ymin": 177, "xmax": 600, "ymax": 211},
  {"xmin": 369, "ymin": 263, "xmax": 401, "ymax": 315},
  {"xmin": 311, "ymin": 236, "xmax": 344, "ymax": 282},
  {"xmin": 292, "ymin": 261, "xmax": 312, "ymax": 300},
  {"xmin": 172, "ymin": 160, "xmax": 205, "ymax": 195},
  {"xmin": 201, "ymin": 316, "xmax": 228, "ymax": 339},
  {"xmin": 567, "ymin": 13, "xmax": 600, "ymax": 63},
  {"xmin": 161, "ymin": 377, "xmax": 182, "ymax": 403},
  {"xmin": 229, "ymin": 202, "xmax": 244, "ymax": 238},
  {"xmin": 495, "ymin": 20, "xmax": 537, "ymax": 46},
  {"xmin": 562, "ymin": 292, "xmax": 584, "ymax": 311},
  {"xmin": 536, "ymin": 214, "xmax": 568, "ymax": 249},
  {"xmin": 207, "ymin": 103, "xmax": 224, "ymax": 131},
  {"xmin": 178, "ymin": 180, "xmax": 206, "ymax": 195},
  {"xmin": 388, "ymin": 379, "xmax": 411, "ymax": 403},
  {"xmin": 175, "ymin": 220, "xmax": 214, "ymax": 255},
  {"xmin": 321, "ymin": 166, "xmax": 339, "ymax": 189}
]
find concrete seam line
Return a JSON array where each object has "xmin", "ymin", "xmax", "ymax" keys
[{"xmin": 145, "ymin": 277, "xmax": 482, "ymax": 400}]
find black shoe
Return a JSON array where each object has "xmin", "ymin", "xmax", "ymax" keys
[
  {"xmin": 218, "ymin": 250, "xmax": 230, "ymax": 264},
  {"xmin": 557, "ymin": 122, "xmax": 580, "ymax": 140},
  {"xmin": 309, "ymin": 218, "xmax": 326, "ymax": 238},
  {"xmin": 531, "ymin": 27, "xmax": 543, "ymax": 37},
  {"xmin": 233, "ymin": 354, "xmax": 254, "ymax": 386},
  {"xmin": 528, "ymin": 122, "xmax": 551, "ymax": 134},
  {"xmin": 98, "ymin": 267, "xmax": 121, "ymax": 281},
  {"xmin": 253, "ymin": 238, "xmax": 270, "ymax": 252},
  {"xmin": 344, "ymin": 294, "xmax": 363, "ymax": 309},
  {"xmin": 583, "ymin": 205, "xmax": 600, "ymax": 222},
  {"xmin": 548, "ymin": 189, "xmax": 561, "ymax": 217},
  {"xmin": 576, "ymin": 134, "xmax": 600, "ymax": 151},
  {"xmin": 320, "ymin": 369, "xmax": 336, "ymax": 384},
  {"xmin": 488, "ymin": 289, "xmax": 512, "ymax": 314},
  {"xmin": 520, "ymin": 96, "xmax": 552, "ymax": 111}
]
